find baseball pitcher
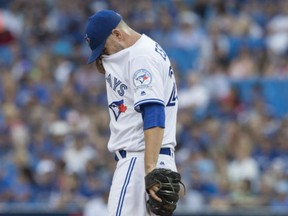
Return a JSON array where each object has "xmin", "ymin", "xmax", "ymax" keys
[{"xmin": 85, "ymin": 10, "xmax": 184, "ymax": 216}]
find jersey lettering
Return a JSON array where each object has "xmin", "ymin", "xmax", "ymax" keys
[
  {"xmin": 168, "ymin": 66, "xmax": 174, "ymax": 78},
  {"xmin": 113, "ymin": 77, "xmax": 122, "ymax": 91},
  {"xmin": 106, "ymin": 73, "xmax": 128, "ymax": 96},
  {"xmin": 155, "ymin": 43, "xmax": 167, "ymax": 61},
  {"xmin": 106, "ymin": 74, "xmax": 112, "ymax": 88},
  {"xmin": 118, "ymin": 84, "xmax": 128, "ymax": 96},
  {"xmin": 167, "ymin": 83, "xmax": 177, "ymax": 107}
]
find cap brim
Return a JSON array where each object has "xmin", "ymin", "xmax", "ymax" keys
[{"xmin": 87, "ymin": 41, "xmax": 106, "ymax": 64}]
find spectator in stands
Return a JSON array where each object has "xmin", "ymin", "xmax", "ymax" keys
[
  {"xmin": 63, "ymin": 133, "xmax": 96, "ymax": 174},
  {"xmin": 270, "ymin": 180, "xmax": 288, "ymax": 213},
  {"xmin": 227, "ymin": 133, "xmax": 260, "ymax": 189}
]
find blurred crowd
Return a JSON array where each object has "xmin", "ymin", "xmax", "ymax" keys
[{"xmin": 0, "ymin": 0, "xmax": 288, "ymax": 214}]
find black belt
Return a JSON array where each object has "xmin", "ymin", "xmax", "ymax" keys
[{"xmin": 114, "ymin": 148, "xmax": 172, "ymax": 161}]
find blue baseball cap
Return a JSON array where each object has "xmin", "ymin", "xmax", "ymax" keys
[{"xmin": 85, "ymin": 10, "xmax": 122, "ymax": 64}]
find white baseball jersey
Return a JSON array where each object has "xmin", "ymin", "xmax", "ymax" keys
[{"xmin": 102, "ymin": 34, "xmax": 178, "ymax": 153}]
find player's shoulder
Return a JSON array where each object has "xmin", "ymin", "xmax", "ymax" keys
[
  {"xmin": 130, "ymin": 34, "xmax": 155, "ymax": 55},
  {"xmin": 129, "ymin": 35, "xmax": 164, "ymax": 61},
  {"xmin": 138, "ymin": 34, "xmax": 155, "ymax": 45}
]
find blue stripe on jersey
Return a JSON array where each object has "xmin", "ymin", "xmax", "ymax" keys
[
  {"xmin": 134, "ymin": 98, "xmax": 165, "ymax": 112},
  {"xmin": 116, "ymin": 157, "xmax": 137, "ymax": 216},
  {"xmin": 140, "ymin": 103, "xmax": 165, "ymax": 130}
]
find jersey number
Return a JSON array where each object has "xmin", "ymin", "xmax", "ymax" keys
[{"xmin": 167, "ymin": 83, "xmax": 177, "ymax": 107}]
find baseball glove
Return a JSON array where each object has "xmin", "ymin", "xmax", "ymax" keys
[{"xmin": 145, "ymin": 168, "xmax": 184, "ymax": 216}]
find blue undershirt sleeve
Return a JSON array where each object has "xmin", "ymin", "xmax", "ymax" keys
[{"xmin": 140, "ymin": 103, "xmax": 165, "ymax": 130}]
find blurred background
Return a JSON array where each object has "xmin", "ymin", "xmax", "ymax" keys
[{"xmin": 0, "ymin": 0, "xmax": 288, "ymax": 216}]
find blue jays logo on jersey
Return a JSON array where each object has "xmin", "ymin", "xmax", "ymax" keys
[
  {"xmin": 133, "ymin": 69, "xmax": 152, "ymax": 88},
  {"xmin": 109, "ymin": 99, "xmax": 127, "ymax": 121}
]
